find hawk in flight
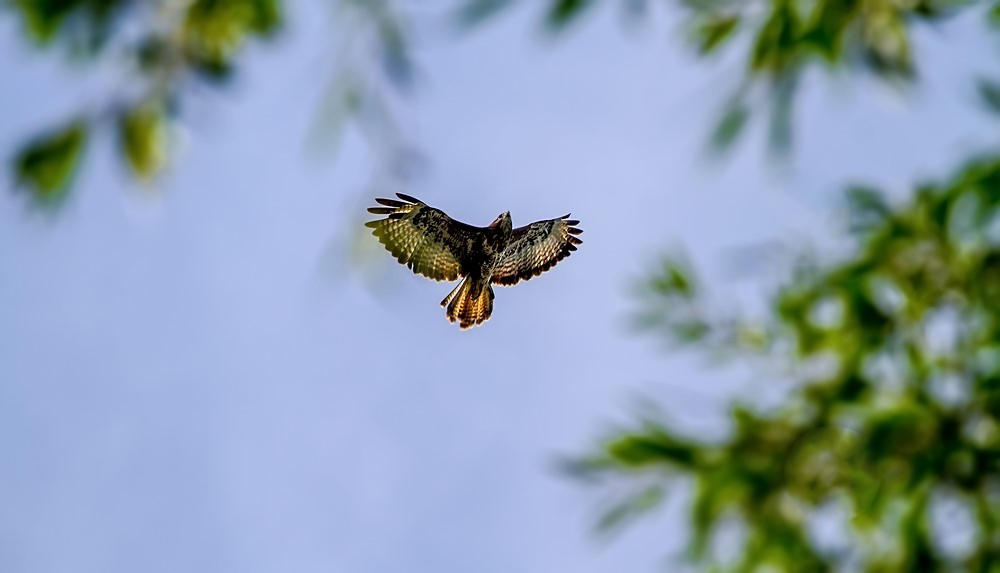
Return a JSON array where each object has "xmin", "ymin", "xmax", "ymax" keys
[{"xmin": 366, "ymin": 193, "xmax": 583, "ymax": 329}]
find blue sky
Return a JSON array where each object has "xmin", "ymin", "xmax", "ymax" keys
[{"xmin": 1, "ymin": 2, "xmax": 997, "ymax": 572}]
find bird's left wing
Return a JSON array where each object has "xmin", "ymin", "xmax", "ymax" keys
[
  {"xmin": 365, "ymin": 193, "xmax": 480, "ymax": 282},
  {"xmin": 492, "ymin": 215, "xmax": 582, "ymax": 286}
]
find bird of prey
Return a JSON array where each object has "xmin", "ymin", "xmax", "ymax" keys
[{"xmin": 365, "ymin": 193, "xmax": 583, "ymax": 329}]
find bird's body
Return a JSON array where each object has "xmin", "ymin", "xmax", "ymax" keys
[{"xmin": 365, "ymin": 194, "xmax": 582, "ymax": 329}]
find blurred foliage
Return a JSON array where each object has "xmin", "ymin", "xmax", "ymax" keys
[
  {"xmin": 13, "ymin": 0, "xmax": 129, "ymax": 49},
  {"xmin": 546, "ymin": 0, "xmax": 594, "ymax": 29},
  {"xmin": 454, "ymin": 0, "xmax": 514, "ymax": 28},
  {"xmin": 465, "ymin": 0, "xmax": 991, "ymax": 152},
  {"xmin": 6, "ymin": 0, "xmax": 283, "ymax": 204},
  {"xmin": 14, "ymin": 119, "xmax": 88, "ymax": 205},
  {"xmin": 5, "ymin": 0, "xmax": 412, "ymax": 207},
  {"xmin": 682, "ymin": 0, "xmax": 962, "ymax": 153},
  {"xmin": 119, "ymin": 99, "xmax": 168, "ymax": 182},
  {"xmin": 573, "ymin": 156, "xmax": 1000, "ymax": 569},
  {"xmin": 978, "ymin": 77, "xmax": 1000, "ymax": 116}
]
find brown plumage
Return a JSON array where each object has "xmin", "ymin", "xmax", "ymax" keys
[{"xmin": 365, "ymin": 193, "xmax": 582, "ymax": 329}]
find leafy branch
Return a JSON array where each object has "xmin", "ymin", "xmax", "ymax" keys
[{"xmin": 573, "ymin": 155, "xmax": 1000, "ymax": 570}]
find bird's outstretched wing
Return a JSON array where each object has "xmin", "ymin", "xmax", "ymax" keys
[
  {"xmin": 491, "ymin": 215, "xmax": 582, "ymax": 286},
  {"xmin": 365, "ymin": 193, "xmax": 481, "ymax": 282}
]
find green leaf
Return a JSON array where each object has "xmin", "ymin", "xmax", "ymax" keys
[
  {"xmin": 649, "ymin": 257, "xmax": 696, "ymax": 298},
  {"xmin": 545, "ymin": 0, "xmax": 593, "ymax": 30},
  {"xmin": 977, "ymin": 78, "xmax": 1000, "ymax": 116},
  {"xmin": 14, "ymin": 0, "xmax": 129, "ymax": 49},
  {"xmin": 189, "ymin": 56, "xmax": 236, "ymax": 84},
  {"xmin": 846, "ymin": 186, "xmax": 891, "ymax": 234},
  {"xmin": 119, "ymin": 101, "xmax": 168, "ymax": 182},
  {"xmin": 709, "ymin": 99, "xmax": 749, "ymax": 151},
  {"xmin": 455, "ymin": 0, "xmax": 515, "ymax": 29},
  {"xmin": 750, "ymin": 3, "xmax": 800, "ymax": 75},
  {"xmin": 605, "ymin": 430, "xmax": 698, "ymax": 468},
  {"xmin": 15, "ymin": 0, "xmax": 72, "ymax": 43},
  {"xmin": 14, "ymin": 120, "xmax": 88, "ymax": 205},
  {"xmin": 596, "ymin": 485, "xmax": 664, "ymax": 533},
  {"xmin": 697, "ymin": 15, "xmax": 739, "ymax": 55},
  {"xmin": 183, "ymin": 0, "xmax": 281, "ymax": 66},
  {"xmin": 249, "ymin": 0, "xmax": 282, "ymax": 35}
]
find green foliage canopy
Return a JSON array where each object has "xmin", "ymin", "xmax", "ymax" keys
[
  {"xmin": 574, "ymin": 157, "xmax": 1000, "ymax": 570},
  {"xmin": 8, "ymin": 0, "xmax": 283, "ymax": 204}
]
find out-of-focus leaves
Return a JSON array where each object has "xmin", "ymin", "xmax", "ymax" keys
[
  {"xmin": 634, "ymin": 255, "xmax": 720, "ymax": 346},
  {"xmin": 455, "ymin": 0, "xmax": 516, "ymax": 29},
  {"xmin": 248, "ymin": 0, "xmax": 281, "ymax": 34},
  {"xmin": 977, "ymin": 78, "xmax": 1000, "ymax": 116},
  {"xmin": 136, "ymin": 37, "xmax": 174, "ymax": 73},
  {"xmin": 374, "ymin": 10, "xmax": 414, "ymax": 89},
  {"xmin": 183, "ymin": 0, "xmax": 283, "ymax": 69},
  {"xmin": 189, "ymin": 56, "xmax": 237, "ymax": 84},
  {"xmin": 513, "ymin": 0, "xmax": 972, "ymax": 152},
  {"xmin": 750, "ymin": 2, "xmax": 799, "ymax": 75},
  {"xmin": 15, "ymin": 0, "xmax": 78, "ymax": 43},
  {"xmin": 621, "ymin": 0, "xmax": 649, "ymax": 23},
  {"xmin": 784, "ymin": 426, "xmax": 868, "ymax": 505},
  {"xmin": 545, "ymin": 0, "xmax": 593, "ymax": 31},
  {"xmin": 846, "ymin": 186, "xmax": 891, "ymax": 234},
  {"xmin": 10, "ymin": 0, "xmax": 999, "ymax": 204},
  {"xmin": 14, "ymin": 120, "xmax": 88, "ymax": 206},
  {"xmin": 767, "ymin": 72, "xmax": 796, "ymax": 153},
  {"xmin": 709, "ymin": 99, "xmax": 749, "ymax": 152},
  {"xmin": 6, "ymin": 0, "xmax": 425, "ymax": 200},
  {"xmin": 991, "ymin": 1, "xmax": 1000, "ymax": 26},
  {"xmin": 861, "ymin": 5, "xmax": 913, "ymax": 78},
  {"xmin": 696, "ymin": 14, "xmax": 740, "ymax": 55},
  {"xmin": 605, "ymin": 427, "xmax": 699, "ymax": 468},
  {"xmin": 6, "ymin": 0, "xmax": 287, "ymax": 201},
  {"xmin": 648, "ymin": 256, "xmax": 696, "ymax": 298},
  {"xmin": 596, "ymin": 485, "xmax": 664, "ymax": 533},
  {"xmin": 14, "ymin": 0, "xmax": 128, "ymax": 48},
  {"xmin": 119, "ymin": 101, "xmax": 168, "ymax": 182},
  {"xmin": 671, "ymin": 320, "xmax": 711, "ymax": 343},
  {"xmin": 578, "ymin": 155, "xmax": 1000, "ymax": 569}
]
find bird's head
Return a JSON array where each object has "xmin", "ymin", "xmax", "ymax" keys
[{"xmin": 490, "ymin": 211, "xmax": 512, "ymax": 234}]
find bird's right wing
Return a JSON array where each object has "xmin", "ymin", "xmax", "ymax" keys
[
  {"xmin": 491, "ymin": 215, "xmax": 582, "ymax": 286},
  {"xmin": 365, "ymin": 193, "xmax": 481, "ymax": 282}
]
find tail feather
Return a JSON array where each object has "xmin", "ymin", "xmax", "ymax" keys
[{"xmin": 441, "ymin": 278, "xmax": 494, "ymax": 329}]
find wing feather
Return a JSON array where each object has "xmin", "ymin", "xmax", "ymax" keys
[
  {"xmin": 375, "ymin": 197, "xmax": 408, "ymax": 208},
  {"xmin": 491, "ymin": 215, "xmax": 582, "ymax": 286},
  {"xmin": 365, "ymin": 194, "xmax": 480, "ymax": 282}
]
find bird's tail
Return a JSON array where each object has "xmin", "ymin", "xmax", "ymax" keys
[{"xmin": 441, "ymin": 278, "xmax": 494, "ymax": 330}]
